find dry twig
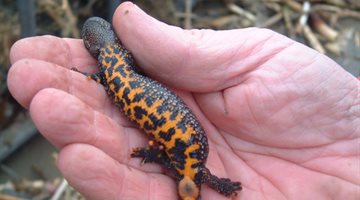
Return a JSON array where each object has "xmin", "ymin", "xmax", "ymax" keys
[{"xmin": 227, "ymin": 3, "xmax": 256, "ymax": 23}]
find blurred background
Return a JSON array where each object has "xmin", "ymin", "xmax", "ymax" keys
[{"xmin": 0, "ymin": 0, "xmax": 359, "ymax": 199}]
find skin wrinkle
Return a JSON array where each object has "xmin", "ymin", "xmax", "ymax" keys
[
  {"xmin": 244, "ymin": 31, "xmax": 289, "ymax": 67},
  {"xmin": 204, "ymin": 123, "xmax": 228, "ymax": 148},
  {"xmin": 240, "ymin": 153, "xmax": 287, "ymax": 199},
  {"xmin": 338, "ymin": 86, "xmax": 358, "ymax": 112},
  {"xmin": 114, "ymin": 164, "xmax": 126, "ymax": 200},
  {"xmin": 60, "ymin": 37, "xmax": 73, "ymax": 68},
  {"xmin": 336, "ymin": 87, "xmax": 359, "ymax": 124},
  {"xmin": 60, "ymin": 64, "xmax": 111, "ymax": 116},
  {"xmin": 301, "ymin": 158, "xmax": 359, "ymax": 187},
  {"xmin": 308, "ymin": 116, "xmax": 333, "ymax": 143},
  {"xmin": 254, "ymin": 45, "xmax": 289, "ymax": 73},
  {"xmin": 195, "ymin": 91, "xmax": 228, "ymax": 117},
  {"xmin": 206, "ymin": 31, "xmax": 259, "ymax": 87},
  {"xmin": 240, "ymin": 65, "xmax": 352, "ymax": 147},
  {"xmin": 212, "ymin": 46, "xmax": 263, "ymax": 91},
  {"xmin": 205, "ymin": 144, "xmax": 231, "ymax": 194},
  {"xmin": 226, "ymin": 132, "xmax": 343, "ymax": 165},
  {"xmin": 289, "ymin": 103, "xmax": 327, "ymax": 141},
  {"xmin": 241, "ymin": 152, "xmax": 344, "ymax": 199},
  {"xmin": 179, "ymin": 29, "xmax": 218, "ymax": 89},
  {"xmin": 238, "ymin": 29, "xmax": 276, "ymax": 60},
  {"xmin": 138, "ymin": 26, "xmax": 186, "ymax": 81},
  {"xmin": 42, "ymin": 36, "xmax": 70, "ymax": 67},
  {"xmin": 63, "ymin": 38, "xmax": 98, "ymax": 71},
  {"xmin": 147, "ymin": 173, "xmax": 174, "ymax": 200},
  {"xmin": 241, "ymin": 84, "xmax": 266, "ymax": 133},
  {"xmin": 349, "ymin": 90, "xmax": 360, "ymax": 122},
  {"xmin": 281, "ymin": 61, "xmax": 317, "ymax": 87},
  {"xmin": 59, "ymin": 146, "xmax": 110, "ymax": 199},
  {"xmin": 301, "ymin": 155, "xmax": 359, "ymax": 185},
  {"xmin": 148, "ymin": 174, "xmax": 153, "ymax": 200},
  {"xmin": 229, "ymin": 89, "xmax": 268, "ymax": 138},
  {"xmin": 315, "ymin": 88, "xmax": 357, "ymax": 140},
  {"xmin": 32, "ymin": 90, "xmax": 86, "ymax": 138},
  {"xmin": 280, "ymin": 48, "xmax": 319, "ymax": 84},
  {"xmin": 66, "ymin": 66, "xmax": 78, "ymax": 101},
  {"xmin": 54, "ymin": 36, "xmax": 72, "ymax": 67},
  {"xmin": 232, "ymin": 137, "xmax": 359, "ymax": 187},
  {"xmin": 122, "ymin": 127, "xmax": 132, "ymax": 163},
  {"xmin": 188, "ymin": 91, "xmax": 230, "ymax": 143},
  {"xmin": 193, "ymin": 92, "xmax": 235, "ymax": 147},
  {"xmin": 254, "ymin": 136, "xmax": 356, "ymax": 162},
  {"xmin": 316, "ymin": 138, "xmax": 358, "ymax": 159},
  {"xmin": 209, "ymin": 128, "xmax": 233, "ymax": 151},
  {"xmin": 181, "ymin": 29, "xmax": 255, "ymax": 91},
  {"xmin": 220, "ymin": 90, "xmax": 229, "ymax": 115},
  {"xmin": 230, "ymin": 133, "xmax": 337, "ymax": 156},
  {"xmin": 240, "ymin": 75, "xmax": 308, "ymax": 141},
  {"xmin": 183, "ymin": 29, "xmax": 215, "ymax": 66},
  {"xmin": 81, "ymin": 80, "xmax": 108, "ymax": 113},
  {"xmin": 214, "ymin": 144, "xmax": 242, "ymax": 178},
  {"xmin": 91, "ymin": 111, "xmax": 103, "ymax": 152}
]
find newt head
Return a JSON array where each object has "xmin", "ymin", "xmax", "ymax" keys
[{"xmin": 81, "ymin": 17, "xmax": 118, "ymax": 58}]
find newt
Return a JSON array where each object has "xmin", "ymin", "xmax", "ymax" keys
[{"xmin": 75, "ymin": 16, "xmax": 241, "ymax": 200}]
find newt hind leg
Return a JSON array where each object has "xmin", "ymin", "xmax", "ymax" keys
[
  {"xmin": 131, "ymin": 140, "xmax": 173, "ymax": 169},
  {"xmin": 201, "ymin": 167, "xmax": 242, "ymax": 197}
]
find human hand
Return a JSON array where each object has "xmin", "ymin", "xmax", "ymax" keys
[{"xmin": 7, "ymin": 2, "xmax": 359, "ymax": 200}]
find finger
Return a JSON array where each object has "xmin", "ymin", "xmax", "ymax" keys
[
  {"xmin": 7, "ymin": 58, "xmax": 111, "ymax": 110},
  {"xmin": 58, "ymin": 143, "xmax": 177, "ymax": 200},
  {"xmin": 113, "ymin": 2, "xmax": 294, "ymax": 92},
  {"xmin": 9, "ymin": 36, "xmax": 97, "ymax": 73},
  {"xmin": 7, "ymin": 59, "xmax": 128, "ymax": 127},
  {"xmin": 29, "ymin": 88, "xmax": 162, "ymax": 172}
]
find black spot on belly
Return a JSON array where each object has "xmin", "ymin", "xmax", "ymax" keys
[
  {"xmin": 170, "ymin": 109, "xmax": 179, "ymax": 120},
  {"xmin": 133, "ymin": 92, "xmax": 145, "ymax": 102},
  {"xmin": 134, "ymin": 106, "xmax": 148, "ymax": 120},
  {"xmin": 104, "ymin": 56, "xmax": 112, "ymax": 64},
  {"xmin": 112, "ymin": 76, "xmax": 124, "ymax": 92},
  {"xmin": 129, "ymin": 80, "xmax": 141, "ymax": 89},
  {"xmin": 176, "ymin": 118, "xmax": 187, "ymax": 133},
  {"xmin": 159, "ymin": 127, "xmax": 175, "ymax": 141},
  {"xmin": 149, "ymin": 114, "xmax": 166, "ymax": 128},
  {"xmin": 115, "ymin": 64, "xmax": 127, "ymax": 78},
  {"xmin": 122, "ymin": 87, "xmax": 131, "ymax": 105},
  {"xmin": 106, "ymin": 64, "xmax": 114, "ymax": 77},
  {"xmin": 145, "ymin": 95, "xmax": 155, "ymax": 107},
  {"xmin": 105, "ymin": 47, "xmax": 112, "ymax": 54},
  {"xmin": 110, "ymin": 56, "xmax": 119, "ymax": 66},
  {"xmin": 113, "ymin": 46, "xmax": 120, "ymax": 54},
  {"xmin": 115, "ymin": 99, "xmax": 125, "ymax": 109},
  {"xmin": 168, "ymin": 139, "xmax": 188, "ymax": 170},
  {"xmin": 156, "ymin": 103, "xmax": 167, "ymax": 115},
  {"xmin": 143, "ymin": 121, "xmax": 154, "ymax": 131},
  {"xmin": 126, "ymin": 108, "xmax": 132, "ymax": 117},
  {"xmin": 190, "ymin": 162, "xmax": 202, "ymax": 169}
]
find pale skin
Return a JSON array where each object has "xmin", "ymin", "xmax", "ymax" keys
[{"xmin": 7, "ymin": 2, "xmax": 359, "ymax": 200}]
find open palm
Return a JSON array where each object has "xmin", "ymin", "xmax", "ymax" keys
[{"xmin": 8, "ymin": 2, "xmax": 359, "ymax": 200}]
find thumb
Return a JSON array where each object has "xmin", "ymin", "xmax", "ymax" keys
[{"xmin": 113, "ymin": 2, "xmax": 291, "ymax": 92}]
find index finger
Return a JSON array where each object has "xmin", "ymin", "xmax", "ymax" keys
[{"xmin": 10, "ymin": 36, "xmax": 96, "ymax": 73}]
